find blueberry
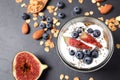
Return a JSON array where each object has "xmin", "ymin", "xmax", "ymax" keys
[
  {"xmin": 58, "ymin": 13, "xmax": 65, "ymax": 19},
  {"xmin": 46, "ymin": 23, "xmax": 52, "ymax": 29},
  {"xmin": 22, "ymin": 13, "xmax": 30, "ymax": 20},
  {"xmin": 84, "ymin": 50, "xmax": 91, "ymax": 56},
  {"xmin": 91, "ymin": 49, "xmax": 99, "ymax": 58},
  {"xmin": 77, "ymin": 27, "xmax": 82, "ymax": 33},
  {"xmin": 40, "ymin": 16, "xmax": 46, "ymax": 21},
  {"xmin": 75, "ymin": 51, "xmax": 84, "ymax": 59},
  {"xmin": 42, "ymin": 33, "xmax": 49, "ymax": 40},
  {"xmin": 56, "ymin": 1, "xmax": 65, "ymax": 9},
  {"xmin": 46, "ymin": 17, "xmax": 53, "ymax": 23},
  {"xmin": 83, "ymin": 57, "xmax": 93, "ymax": 64},
  {"xmin": 73, "ymin": 7, "xmax": 81, "ymax": 14},
  {"xmin": 71, "ymin": 31, "xmax": 79, "ymax": 38},
  {"xmin": 69, "ymin": 50, "xmax": 75, "ymax": 56},
  {"xmin": 87, "ymin": 28, "xmax": 93, "ymax": 33},
  {"xmin": 93, "ymin": 30, "xmax": 101, "ymax": 37},
  {"xmin": 40, "ymin": 22, "xmax": 46, "ymax": 29}
]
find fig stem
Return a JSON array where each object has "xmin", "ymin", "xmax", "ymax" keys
[{"xmin": 41, "ymin": 64, "xmax": 48, "ymax": 70}]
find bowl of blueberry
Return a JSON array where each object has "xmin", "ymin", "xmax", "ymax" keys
[{"xmin": 57, "ymin": 17, "xmax": 114, "ymax": 72}]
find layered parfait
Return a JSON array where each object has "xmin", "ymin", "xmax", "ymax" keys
[{"xmin": 58, "ymin": 19, "xmax": 109, "ymax": 69}]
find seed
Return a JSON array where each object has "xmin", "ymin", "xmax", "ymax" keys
[
  {"xmin": 38, "ymin": 12, "xmax": 44, "ymax": 16},
  {"xmin": 34, "ymin": 22, "xmax": 39, "ymax": 28},
  {"xmin": 21, "ymin": 3, "xmax": 27, "ymax": 8},
  {"xmin": 116, "ymin": 44, "xmax": 120, "ymax": 49},
  {"xmin": 53, "ymin": 12, "xmax": 57, "ymax": 16},
  {"xmin": 73, "ymin": 77, "xmax": 80, "ymax": 80},
  {"xmin": 65, "ymin": 75, "xmax": 69, "ymax": 80},
  {"xmin": 96, "ymin": 2, "xmax": 100, "ymax": 7},
  {"xmin": 40, "ymin": 41, "xmax": 44, "ymax": 46},
  {"xmin": 68, "ymin": 0, "xmax": 72, "ymax": 3},
  {"xmin": 44, "ymin": 47, "xmax": 49, "ymax": 52},
  {"xmin": 60, "ymin": 74, "xmax": 64, "ymax": 80},
  {"xmin": 16, "ymin": 0, "xmax": 23, "ymax": 3},
  {"xmin": 25, "ymin": 19, "xmax": 31, "ymax": 23},
  {"xmin": 78, "ymin": 0, "xmax": 84, "ymax": 4},
  {"xmin": 56, "ymin": 21, "xmax": 61, "ymax": 26},
  {"xmin": 89, "ymin": 11, "xmax": 94, "ymax": 15},
  {"xmin": 91, "ymin": 0, "xmax": 96, "ymax": 4},
  {"xmin": 84, "ymin": 12, "xmax": 89, "ymax": 16},
  {"xmin": 33, "ymin": 17, "xmax": 37, "ymax": 21},
  {"xmin": 89, "ymin": 77, "xmax": 94, "ymax": 80}
]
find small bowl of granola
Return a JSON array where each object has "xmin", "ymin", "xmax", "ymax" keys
[{"xmin": 57, "ymin": 17, "xmax": 114, "ymax": 72}]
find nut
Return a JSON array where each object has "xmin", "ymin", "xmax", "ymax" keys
[
  {"xmin": 99, "ymin": 4, "xmax": 113, "ymax": 14},
  {"xmin": 22, "ymin": 22, "xmax": 29, "ymax": 34},
  {"xmin": 32, "ymin": 30, "xmax": 45, "ymax": 40}
]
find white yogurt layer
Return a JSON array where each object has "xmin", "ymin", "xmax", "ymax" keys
[{"xmin": 58, "ymin": 22, "xmax": 109, "ymax": 69}]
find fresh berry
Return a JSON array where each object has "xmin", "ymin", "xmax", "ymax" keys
[
  {"xmin": 69, "ymin": 50, "xmax": 75, "ymax": 56},
  {"xmin": 58, "ymin": 13, "xmax": 66, "ymax": 19},
  {"xmin": 83, "ymin": 56, "xmax": 93, "ymax": 64},
  {"xmin": 46, "ymin": 17, "xmax": 53, "ymax": 23},
  {"xmin": 91, "ymin": 49, "xmax": 99, "ymax": 58},
  {"xmin": 46, "ymin": 23, "xmax": 52, "ymax": 29},
  {"xmin": 77, "ymin": 27, "xmax": 82, "ymax": 33},
  {"xmin": 71, "ymin": 31, "xmax": 79, "ymax": 38},
  {"xmin": 56, "ymin": 1, "xmax": 65, "ymax": 9},
  {"xmin": 93, "ymin": 30, "xmax": 101, "ymax": 37},
  {"xmin": 40, "ymin": 16, "xmax": 46, "ymax": 21},
  {"xmin": 75, "ymin": 51, "xmax": 84, "ymax": 59},
  {"xmin": 80, "ymin": 32, "xmax": 102, "ymax": 48},
  {"xmin": 67, "ymin": 38, "xmax": 91, "ymax": 49},
  {"xmin": 42, "ymin": 33, "xmax": 49, "ymax": 40},
  {"xmin": 73, "ymin": 7, "xmax": 81, "ymax": 14},
  {"xmin": 40, "ymin": 22, "xmax": 46, "ymax": 29},
  {"xmin": 87, "ymin": 28, "xmax": 93, "ymax": 33},
  {"xmin": 22, "ymin": 13, "xmax": 30, "ymax": 20},
  {"xmin": 84, "ymin": 50, "xmax": 91, "ymax": 56}
]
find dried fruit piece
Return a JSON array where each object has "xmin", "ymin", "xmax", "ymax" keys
[
  {"xmin": 27, "ymin": 0, "xmax": 48, "ymax": 13},
  {"xmin": 64, "ymin": 37, "xmax": 92, "ymax": 49},
  {"xmin": 32, "ymin": 30, "xmax": 45, "ymax": 40},
  {"xmin": 80, "ymin": 32, "xmax": 102, "ymax": 48},
  {"xmin": 13, "ymin": 51, "xmax": 48, "ymax": 80},
  {"xmin": 22, "ymin": 22, "xmax": 30, "ymax": 34},
  {"xmin": 99, "ymin": 4, "xmax": 113, "ymax": 14}
]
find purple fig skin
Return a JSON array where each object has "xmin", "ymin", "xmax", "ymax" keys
[{"xmin": 13, "ymin": 51, "xmax": 47, "ymax": 80}]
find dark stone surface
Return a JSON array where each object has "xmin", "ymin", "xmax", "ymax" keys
[{"xmin": 0, "ymin": 0, "xmax": 120, "ymax": 80}]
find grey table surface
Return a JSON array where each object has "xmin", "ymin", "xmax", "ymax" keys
[{"xmin": 0, "ymin": 0, "xmax": 120, "ymax": 80}]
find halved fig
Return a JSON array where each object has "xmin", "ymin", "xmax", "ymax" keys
[{"xmin": 13, "ymin": 51, "xmax": 48, "ymax": 80}]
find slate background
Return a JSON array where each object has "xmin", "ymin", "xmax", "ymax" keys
[{"xmin": 0, "ymin": 0, "xmax": 120, "ymax": 80}]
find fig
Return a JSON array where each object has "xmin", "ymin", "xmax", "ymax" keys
[{"xmin": 13, "ymin": 51, "xmax": 48, "ymax": 80}]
